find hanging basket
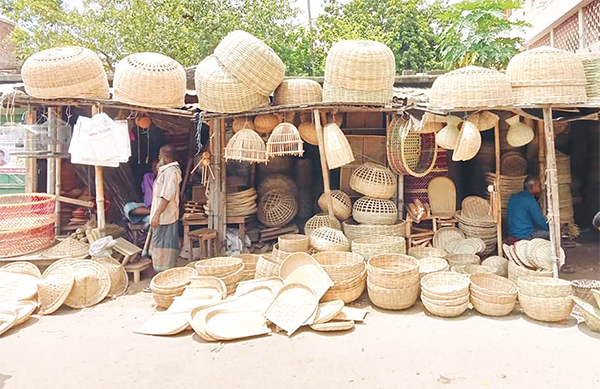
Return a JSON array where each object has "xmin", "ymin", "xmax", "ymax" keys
[
  {"xmin": 324, "ymin": 123, "xmax": 355, "ymax": 169},
  {"xmin": 224, "ymin": 128, "xmax": 267, "ymax": 163},
  {"xmin": 266, "ymin": 123, "xmax": 304, "ymax": 158},
  {"xmin": 274, "ymin": 79, "xmax": 323, "ymax": 105},
  {"xmin": 318, "ymin": 190, "xmax": 352, "ymax": 221},
  {"xmin": 349, "ymin": 162, "xmax": 397, "ymax": 199},
  {"xmin": 232, "ymin": 117, "xmax": 255, "ymax": 133},
  {"xmin": 352, "ymin": 196, "xmax": 398, "ymax": 225},
  {"xmin": 452, "ymin": 121, "xmax": 482, "ymax": 162},
  {"xmin": 298, "ymin": 115, "xmax": 319, "ymax": 146},
  {"xmin": 257, "ymin": 189, "xmax": 297, "ymax": 228},
  {"xmin": 254, "ymin": 114, "xmax": 281, "ymax": 134},
  {"xmin": 387, "ymin": 116, "xmax": 437, "ymax": 178}
]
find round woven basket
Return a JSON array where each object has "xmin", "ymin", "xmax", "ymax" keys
[
  {"xmin": 22, "ymin": 46, "xmax": 109, "ymax": 99},
  {"xmin": 470, "ymin": 273, "xmax": 517, "ymax": 300},
  {"xmin": 387, "ymin": 117, "xmax": 437, "ymax": 178},
  {"xmin": 571, "ymin": 279, "xmax": 600, "ymax": 308},
  {"xmin": 429, "ymin": 66, "xmax": 513, "ymax": 109},
  {"xmin": 352, "ymin": 236, "xmax": 406, "ymax": 261},
  {"xmin": 224, "ymin": 128, "xmax": 267, "ymax": 163},
  {"xmin": 266, "ymin": 123, "xmax": 304, "ymax": 158},
  {"xmin": 274, "ymin": 79, "xmax": 323, "ymax": 105},
  {"xmin": 309, "ymin": 227, "xmax": 350, "ymax": 252},
  {"xmin": 318, "ymin": 190, "xmax": 352, "ymax": 221},
  {"xmin": 452, "ymin": 264, "xmax": 499, "ymax": 276},
  {"xmin": 350, "ymin": 162, "xmax": 397, "ymax": 199},
  {"xmin": 507, "ymin": 46, "xmax": 587, "ymax": 104},
  {"xmin": 421, "ymin": 296, "xmax": 470, "ymax": 317},
  {"xmin": 195, "ymin": 55, "xmax": 269, "ymax": 113},
  {"xmin": 367, "ymin": 254, "xmax": 419, "ymax": 289},
  {"xmin": 322, "ymin": 269, "xmax": 367, "ymax": 303},
  {"xmin": 304, "ymin": 213, "xmax": 342, "ymax": 236},
  {"xmin": 368, "ymin": 280, "xmax": 419, "ymax": 310},
  {"xmin": 298, "ymin": 116, "xmax": 318, "ymax": 146},
  {"xmin": 507, "ymin": 261, "xmax": 552, "ymax": 283},
  {"xmin": 408, "ymin": 247, "xmax": 448, "ymax": 260},
  {"xmin": 38, "ymin": 262, "xmax": 74, "ymax": 315},
  {"xmin": 257, "ymin": 174, "xmax": 297, "ymax": 197},
  {"xmin": 324, "ymin": 123, "xmax": 355, "ymax": 169},
  {"xmin": 113, "ymin": 52, "xmax": 186, "ymax": 108},
  {"xmin": 322, "ymin": 83, "xmax": 393, "ymax": 103},
  {"xmin": 517, "ymin": 276, "xmax": 572, "ymax": 298},
  {"xmin": 352, "ymin": 196, "xmax": 398, "ymax": 225},
  {"xmin": 2, "ymin": 261, "xmax": 42, "ymax": 279},
  {"xmin": 254, "ymin": 255, "xmax": 281, "ymax": 278},
  {"xmin": 447, "ymin": 253, "xmax": 480, "ymax": 268},
  {"xmin": 518, "ymin": 293, "xmax": 574, "ymax": 322},
  {"xmin": 151, "ymin": 267, "xmax": 198, "ymax": 292},
  {"xmin": 481, "ymin": 256, "xmax": 509, "ymax": 277},
  {"xmin": 470, "ymin": 294, "xmax": 516, "ymax": 317},
  {"xmin": 257, "ymin": 189, "xmax": 297, "ymax": 228},
  {"xmin": 233, "ymin": 254, "xmax": 260, "ymax": 281},
  {"xmin": 214, "ymin": 30, "xmax": 285, "ymax": 96},
  {"xmin": 278, "ymin": 234, "xmax": 309, "ymax": 253},
  {"xmin": 420, "ymin": 271, "xmax": 469, "ymax": 297},
  {"xmin": 232, "ymin": 117, "xmax": 255, "ymax": 133},
  {"xmin": 418, "ymin": 257, "xmax": 449, "ymax": 280},
  {"xmin": 195, "ymin": 257, "xmax": 244, "ymax": 277},
  {"xmin": 342, "ymin": 220, "xmax": 406, "ymax": 241},
  {"xmin": 313, "ymin": 251, "xmax": 365, "ymax": 284},
  {"xmin": 254, "ymin": 114, "xmax": 281, "ymax": 134}
]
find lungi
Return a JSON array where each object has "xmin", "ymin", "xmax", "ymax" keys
[{"xmin": 150, "ymin": 222, "xmax": 179, "ymax": 272}]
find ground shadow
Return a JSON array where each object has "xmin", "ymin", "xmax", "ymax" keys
[
  {"xmin": 521, "ymin": 314, "xmax": 578, "ymax": 329},
  {"xmin": 1, "ymin": 316, "xmax": 40, "ymax": 337},
  {"xmin": 576, "ymin": 321, "xmax": 600, "ymax": 339}
]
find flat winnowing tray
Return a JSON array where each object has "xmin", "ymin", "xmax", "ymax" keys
[
  {"xmin": 234, "ymin": 276, "xmax": 284, "ymax": 297},
  {"xmin": 134, "ymin": 312, "xmax": 190, "ymax": 336},
  {"xmin": 279, "ymin": 253, "xmax": 333, "ymax": 300},
  {"xmin": 0, "ymin": 300, "xmax": 38, "ymax": 328},
  {"xmin": 0, "ymin": 309, "xmax": 17, "ymax": 336},
  {"xmin": 167, "ymin": 296, "xmax": 220, "ymax": 314},
  {"xmin": 310, "ymin": 320, "xmax": 354, "ymax": 332},
  {"xmin": 264, "ymin": 283, "xmax": 317, "ymax": 336},
  {"xmin": 38, "ymin": 263, "xmax": 74, "ymax": 315},
  {"xmin": 313, "ymin": 300, "xmax": 344, "ymax": 324},
  {"xmin": 332, "ymin": 306, "xmax": 368, "ymax": 322},
  {"xmin": 205, "ymin": 309, "xmax": 270, "ymax": 341},
  {"xmin": 433, "ymin": 227, "xmax": 464, "ymax": 251},
  {"xmin": 0, "ymin": 270, "xmax": 40, "ymax": 303}
]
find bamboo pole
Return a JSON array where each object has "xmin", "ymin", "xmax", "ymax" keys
[
  {"xmin": 313, "ymin": 109, "xmax": 337, "ymax": 226},
  {"xmin": 91, "ymin": 105, "xmax": 105, "ymax": 237},
  {"xmin": 54, "ymin": 107, "xmax": 62, "ymax": 235},
  {"xmin": 493, "ymin": 122, "xmax": 503, "ymax": 256},
  {"xmin": 47, "ymin": 108, "xmax": 56, "ymax": 194},
  {"xmin": 25, "ymin": 110, "xmax": 37, "ymax": 192},
  {"xmin": 208, "ymin": 118, "xmax": 225, "ymax": 255},
  {"xmin": 542, "ymin": 107, "xmax": 561, "ymax": 278}
]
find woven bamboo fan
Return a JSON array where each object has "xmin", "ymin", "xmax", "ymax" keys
[
  {"xmin": 195, "ymin": 55, "xmax": 269, "ymax": 113},
  {"xmin": 266, "ymin": 123, "xmax": 304, "ymax": 158},
  {"xmin": 467, "ymin": 111, "xmax": 499, "ymax": 131},
  {"xmin": 22, "ymin": 46, "xmax": 109, "ymax": 99},
  {"xmin": 387, "ymin": 116, "xmax": 437, "ymax": 178},
  {"xmin": 452, "ymin": 121, "xmax": 481, "ymax": 162},
  {"xmin": 304, "ymin": 213, "xmax": 342, "ymax": 236},
  {"xmin": 429, "ymin": 66, "xmax": 514, "ymax": 109},
  {"xmin": 113, "ymin": 52, "xmax": 186, "ymax": 108},
  {"xmin": 349, "ymin": 162, "xmax": 397, "ymax": 199},
  {"xmin": 435, "ymin": 116, "xmax": 461, "ymax": 150},
  {"xmin": 274, "ymin": 79, "xmax": 323, "ymax": 105},
  {"xmin": 352, "ymin": 196, "xmax": 398, "ymax": 225},
  {"xmin": 578, "ymin": 53, "xmax": 600, "ymax": 103},
  {"xmin": 318, "ymin": 190, "xmax": 352, "ymax": 221},
  {"xmin": 324, "ymin": 123, "xmax": 355, "ymax": 169},
  {"xmin": 254, "ymin": 114, "xmax": 281, "ymax": 134},
  {"xmin": 506, "ymin": 116, "xmax": 534, "ymax": 147},
  {"xmin": 418, "ymin": 113, "xmax": 444, "ymax": 134},
  {"xmin": 309, "ymin": 227, "xmax": 350, "ymax": 252},
  {"xmin": 214, "ymin": 30, "xmax": 286, "ymax": 96},
  {"xmin": 257, "ymin": 189, "xmax": 297, "ymax": 228},
  {"xmin": 232, "ymin": 117, "xmax": 255, "ymax": 133},
  {"xmin": 224, "ymin": 128, "xmax": 267, "ymax": 163},
  {"xmin": 427, "ymin": 177, "xmax": 456, "ymax": 218}
]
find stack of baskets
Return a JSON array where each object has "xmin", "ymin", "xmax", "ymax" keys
[
  {"xmin": 367, "ymin": 254, "xmax": 420, "ymax": 310},
  {"xmin": 452, "ymin": 264, "xmax": 499, "ymax": 276},
  {"xmin": 420, "ymin": 272, "xmax": 470, "ymax": 317},
  {"xmin": 195, "ymin": 257, "xmax": 245, "ymax": 296},
  {"xmin": 313, "ymin": 251, "xmax": 366, "ymax": 303},
  {"xmin": 350, "ymin": 162, "xmax": 398, "ymax": 225},
  {"xmin": 469, "ymin": 273, "xmax": 517, "ymax": 316},
  {"xmin": 273, "ymin": 234, "xmax": 310, "ymax": 262},
  {"xmin": 233, "ymin": 254, "xmax": 260, "ymax": 281},
  {"xmin": 150, "ymin": 267, "xmax": 198, "ymax": 309},
  {"xmin": 485, "ymin": 173, "xmax": 526, "ymax": 218},
  {"xmin": 255, "ymin": 254, "xmax": 283, "ymax": 278},
  {"xmin": 517, "ymin": 276, "xmax": 574, "ymax": 322},
  {"xmin": 408, "ymin": 247, "xmax": 448, "ymax": 260},
  {"xmin": 342, "ymin": 220, "xmax": 406, "ymax": 241},
  {"xmin": 195, "ymin": 30, "xmax": 285, "ymax": 113},
  {"xmin": 447, "ymin": 253, "xmax": 480, "ymax": 268},
  {"xmin": 352, "ymin": 235, "xmax": 406, "ymax": 261},
  {"xmin": 304, "ymin": 213, "xmax": 342, "ymax": 236},
  {"xmin": 226, "ymin": 188, "xmax": 257, "ymax": 217},
  {"xmin": 417, "ymin": 257, "xmax": 449, "ymax": 280},
  {"xmin": 455, "ymin": 209, "xmax": 497, "ymax": 256},
  {"xmin": 323, "ymin": 40, "xmax": 395, "ymax": 103}
]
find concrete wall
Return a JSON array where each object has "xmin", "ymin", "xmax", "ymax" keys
[{"xmin": 0, "ymin": 17, "xmax": 20, "ymax": 71}]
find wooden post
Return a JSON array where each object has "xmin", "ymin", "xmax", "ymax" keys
[
  {"xmin": 25, "ymin": 110, "xmax": 37, "ymax": 192},
  {"xmin": 47, "ymin": 108, "xmax": 56, "ymax": 194},
  {"xmin": 209, "ymin": 118, "xmax": 225, "ymax": 254},
  {"xmin": 493, "ymin": 122, "xmax": 503, "ymax": 256},
  {"xmin": 542, "ymin": 107, "xmax": 561, "ymax": 278},
  {"xmin": 314, "ymin": 109, "xmax": 337, "ymax": 226},
  {"xmin": 91, "ymin": 105, "xmax": 105, "ymax": 237},
  {"xmin": 54, "ymin": 107, "xmax": 62, "ymax": 235}
]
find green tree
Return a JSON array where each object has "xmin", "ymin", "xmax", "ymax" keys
[{"xmin": 437, "ymin": 0, "xmax": 528, "ymax": 70}]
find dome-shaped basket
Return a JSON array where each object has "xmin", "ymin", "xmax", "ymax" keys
[
  {"xmin": 318, "ymin": 190, "xmax": 352, "ymax": 221},
  {"xmin": 257, "ymin": 189, "xmax": 297, "ymax": 228},
  {"xmin": 257, "ymin": 174, "xmax": 296, "ymax": 197},
  {"xmin": 309, "ymin": 227, "xmax": 350, "ymax": 252},
  {"xmin": 352, "ymin": 196, "xmax": 398, "ymax": 225},
  {"xmin": 22, "ymin": 46, "xmax": 109, "ymax": 99},
  {"xmin": 224, "ymin": 128, "xmax": 267, "ymax": 163},
  {"xmin": 323, "ymin": 83, "xmax": 393, "ymax": 104},
  {"xmin": 430, "ymin": 66, "xmax": 514, "ymax": 109},
  {"xmin": 266, "ymin": 123, "xmax": 304, "ymax": 158},
  {"xmin": 325, "ymin": 40, "xmax": 395, "ymax": 91},
  {"xmin": 387, "ymin": 117, "xmax": 437, "ymax": 178},
  {"xmin": 304, "ymin": 213, "xmax": 342, "ymax": 236},
  {"xmin": 349, "ymin": 162, "xmax": 397, "ymax": 199},
  {"xmin": 324, "ymin": 123, "xmax": 355, "ymax": 169},
  {"xmin": 298, "ymin": 116, "xmax": 318, "ymax": 146},
  {"xmin": 113, "ymin": 52, "xmax": 186, "ymax": 108},
  {"xmin": 254, "ymin": 114, "xmax": 281, "ymax": 134},
  {"xmin": 274, "ymin": 79, "xmax": 323, "ymax": 105},
  {"xmin": 214, "ymin": 30, "xmax": 285, "ymax": 96},
  {"xmin": 232, "ymin": 117, "xmax": 255, "ymax": 133},
  {"xmin": 507, "ymin": 46, "xmax": 587, "ymax": 104},
  {"xmin": 195, "ymin": 55, "xmax": 269, "ymax": 113}
]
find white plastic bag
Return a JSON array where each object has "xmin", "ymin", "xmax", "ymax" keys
[{"xmin": 89, "ymin": 236, "xmax": 116, "ymax": 258}]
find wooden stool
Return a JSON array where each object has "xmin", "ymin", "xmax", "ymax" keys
[
  {"xmin": 189, "ymin": 228, "xmax": 218, "ymax": 261},
  {"xmin": 124, "ymin": 259, "xmax": 152, "ymax": 283},
  {"xmin": 405, "ymin": 215, "xmax": 438, "ymax": 248}
]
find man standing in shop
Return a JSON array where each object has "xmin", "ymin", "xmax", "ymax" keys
[{"xmin": 149, "ymin": 144, "xmax": 182, "ymax": 272}]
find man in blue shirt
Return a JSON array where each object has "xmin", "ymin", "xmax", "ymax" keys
[{"xmin": 507, "ymin": 176, "xmax": 549, "ymax": 240}]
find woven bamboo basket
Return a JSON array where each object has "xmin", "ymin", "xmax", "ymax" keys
[
  {"xmin": 467, "ymin": 111, "xmax": 499, "ymax": 131},
  {"xmin": 506, "ymin": 115, "xmax": 534, "ymax": 147},
  {"xmin": 233, "ymin": 254, "xmax": 260, "ymax": 280},
  {"xmin": 507, "ymin": 261, "xmax": 552, "ymax": 283},
  {"xmin": 352, "ymin": 196, "xmax": 398, "ymax": 225},
  {"xmin": 420, "ymin": 271, "xmax": 470, "ymax": 297},
  {"xmin": 574, "ymin": 296, "xmax": 600, "ymax": 332},
  {"xmin": 517, "ymin": 276, "xmax": 573, "ymax": 299},
  {"xmin": 272, "ymin": 243, "xmax": 293, "ymax": 262},
  {"xmin": 257, "ymin": 174, "xmax": 296, "ymax": 197},
  {"xmin": 150, "ymin": 267, "xmax": 198, "ymax": 292},
  {"xmin": 422, "ymin": 296, "xmax": 470, "ymax": 317},
  {"xmin": 481, "ymin": 256, "xmax": 509, "ymax": 277},
  {"xmin": 113, "ymin": 52, "xmax": 186, "ymax": 108},
  {"xmin": 470, "ymin": 294, "xmax": 515, "ymax": 317},
  {"xmin": 195, "ymin": 55, "xmax": 269, "ymax": 113},
  {"xmin": 22, "ymin": 46, "xmax": 109, "ymax": 99},
  {"xmin": 195, "ymin": 257, "xmax": 244, "ymax": 277},
  {"xmin": 367, "ymin": 254, "xmax": 419, "ymax": 289},
  {"xmin": 342, "ymin": 220, "xmax": 406, "ymax": 241},
  {"xmin": 519, "ymin": 293, "xmax": 574, "ymax": 322},
  {"xmin": 257, "ymin": 189, "xmax": 297, "ymax": 228},
  {"xmin": 253, "ymin": 114, "xmax": 281, "ymax": 134},
  {"xmin": 349, "ymin": 162, "xmax": 397, "ymax": 199},
  {"xmin": 429, "ymin": 66, "xmax": 513, "ymax": 109},
  {"xmin": 387, "ymin": 116, "xmax": 437, "ymax": 178},
  {"xmin": 318, "ymin": 190, "xmax": 352, "ymax": 221},
  {"xmin": 322, "ymin": 83, "xmax": 393, "ymax": 103},
  {"xmin": 298, "ymin": 114, "xmax": 318, "ymax": 146},
  {"xmin": 254, "ymin": 255, "xmax": 281, "ymax": 278},
  {"xmin": 305, "ymin": 213, "xmax": 342, "ymax": 236},
  {"xmin": 571, "ymin": 279, "xmax": 600, "ymax": 308},
  {"xmin": 214, "ymin": 30, "xmax": 285, "ymax": 96},
  {"xmin": 408, "ymin": 247, "xmax": 448, "ymax": 260},
  {"xmin": 435, "ymin": 117, "xmax": 461, "ymax": 150},
  {"xmin": 418, "ymin": 257, "xmax": 449, "ymax": 280},
  {"xmin": 224, "ymin": 128, "xmax": 267, "ymax": 163},
  {"xmin": 352, "ymin": 236, "xmax": 406, "ymax": 261},
  {"xmin": 309, "ymin": 227, "xmax": 350, "ymax": 252},
  {"xmin": 452, "ymin": 265, "xmax": 498, "ymax": 276},
  {"xmin": 266, "ymin": 123, "xmax": 304, "ymax": 158},
  {"xmin": 469, "ymin": 273, "xmax": 517, "ymax": 302},
  {"xmin": 324, "ymin": 123, "xmax": 355, "ymax": 169},
  {"xmin": 278, "ymin": 234, "xmax": 309, "ymax": 253},
  {"xmin": 368, "ymin": 280, "xmax": 419, "ymax": 310},
  {"xmin": 447, "ymin": 254, "xmax": 480, "ymax": 268},
  {"xmin": 231, "ymin": 117, "xmax": 255, "ymax": 133},
  {"xmin": 452, "ymin": 121, "xmax": 482, "ymax": 162},
  {"xmin": 312, "ymin": 251, "xmax": 365, "ymax": 283},
  {"xmin": 507, "ymin": 46, "xmax": 587, "ymax": 104},
  {"xmin": 322, "ymin": 269, "xmax": 367, "ymax": 303},
  {"xmin": 577, "ymin": 53, "xmax": 600, "ymax": 103},
  {"xmin": 274, "ymin": 79, "xmax": 323, "ymax": 105}
]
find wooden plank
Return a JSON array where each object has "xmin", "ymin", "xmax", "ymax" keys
[
  {"xmin": 494, "ymin": 122, "xmax": 503, "ymax": 257},
  {"xmin": 314, "ymin": 109, "xmax": 337, "ymax": 226},
  {"xmin": 25, "ymin": 110, "xmax": 38, "ymax": 192}
]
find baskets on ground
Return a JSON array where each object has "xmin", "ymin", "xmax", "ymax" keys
[
  {"xmin": 578, "ymin": 53, "xmax": 600, "ymax": 103},
  {"xmin": 429, "ymin": 66, "xmax": 513, "ymax": 109},
  {"xmin": 257, "ymin": 189, "xmax": 297, "ymax": 228},
  {"xmin": 22, "ymin": 46, "xmax": 109, "ymax": 99},
  {"xmin": 318, "ymin": 190, "xmax": 352, "ymax": 221},
  {"xmin": 352, "ymin": 236, "xmax": 406, "ymax": 261},
  {"xmin": 517, "ymin": 276, "xmax": 572, "ymax": 298},
  {"xmin": 324, "ymin": 123, "xmax": 355, "ymax": 169},
  {"xmin": 278, "ymin": 234, "xmax": 309, "ymax": 253},
  {"xmin": 304, "ymin": 213, "xmax": 342, "ymax": 236},
  {"xmin": 469, "ymin": 273, "xmax": 517, "ymax": 316},
  {"xmin": 452, "ymin": 264, "xmax": 499, "ymax": 276},
  {"xmin": 195, "ymin": 55, "xmax": 269, "ymax": 113},
  {"xmin": 352, "ymin": 196, "xmax": 398, "ymax": 225},
  {"xmin": 387, "ymin": 116, "xmax": 437, "ymax": 178},
  {"xmin": 507, "ymin": 46, "xmax": 587, "ymax": 105},
  {"xmin": 447, "ymin": 254, "xmax": 480, "ymax": 268},
  {"xmin": 573, "ymin": 297, "xmax": 600, "ymax": 332},
  {"xmin": 408, "ymin": 247, "xmax": 448, "ymax": 260},
  {"xmin": 224, "ymin": 128, "xmax": 267, "ymax": 163},
  {"xmin": 254, "ymin": 255, "xmax": 282, "ymax": 278},
  {"xmin": 266, "ymin": 123, "xmax": 304, "ymax": 158},
  {"xmin": 481, "ymin": 256, "xmax": 509, "ymax": 277},
  {"xmin": 571, "ymin": 279, "xmax": 600, "ymax": 308},
  {"xmin": 195, "ymin": 257, "xmax": 244, "ymax": 295},
  {"xmin": 309, "ymin": 227, "xmax": 350, "ymax": 252},
  {"xmin": 507, "ymin": 261, "xmax": 552, "ymax": 283},
  {"xmin": 233, "ymin": 254, "xmax": 260, "ymax": 280},
  {"xmin": 349, "ymin": 162, "xmax": 397, "ymax": 199},
  {"xmin": 367, "ymin": 254, "xmax": 419, "ymax": 310},
  {"xmin": 214, "ymin": 30, "xmax": 285, "ymax": 96},
  {"xmin": 313, "ymin": 251, "xmax": 366, "ymax": 303},
  {"xmin": 113, "ymin": 52, "xmax": 186, "ymax": 108},
  {"xmin": 342, "ymin": 220, "xmax": 406, "ymax": 241},
  {"xmin": 274, "ymin": 79, "xmax": 323, "ymax": 105},
  {"xmin": 418, "ymin": 257, "xmax": 450, "ymax": 280},
  {"xmin": 420, "ymin": 272, "xmax": 470, "ymax": 317},
  {"xmin": 519, "ymin": 292, "xmax": 574, "ymax": 323}
]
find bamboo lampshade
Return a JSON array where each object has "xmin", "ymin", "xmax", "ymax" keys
[
  {"xmin": 506, "ymin": 46, "xmax": 587, "ymax": 104},
  {"xmin": 324, "ymin": 123, "xmax": 355, "ymax": 169},
  {"xmin": 266, "ymin": 123, "xmax": 304, "ymax": 158},
  {"xmin": 224, "ymin": 128, "xmax": 267, "ymax": 163},
  {"xmin": 22, "ymin": 46, "xmax": 109, "ymax": 99},
  {"xmin": 195, "ymin": 55, "xmax": 269, "ymax": 113},
  {"xmin": 257, "ymin": 189, "xmax": 297, "ymax": 228},
  {"xmin": 113, "ymin": 52, "xmax": 186, "ymax": 108},
  {"xmin": 349, "ymin": 162, "xmax": 397, "ymax": 199},
  {"xmin": 274, "ymin": 79, "xmax": 323, "ymax": 105},
  {"xmin": 214, "ymin": 30, "xmax": 286, "ymax": 96}
]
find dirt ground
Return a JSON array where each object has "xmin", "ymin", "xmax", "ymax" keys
[{"xmin": 1, "ymin": 234, "xmax": 599, "ymax": 389}]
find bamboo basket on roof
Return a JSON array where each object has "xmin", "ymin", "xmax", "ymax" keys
[
  {"xmin": 387, "ymin": 116, "xmax": 437, "ymax": 178},
  {"xmin": 435, "ymin": 116, "xmax": 461, "ymax": 150},
  {"xmin": 324, "ymin": 123, "xmax": 355, "ymax": 169},
  {"xmin": 224, "ymin": 128, "xmax": 267, "ymax": 163},
  {"xmin": 274, "ymin": 79, "xmax": 323, "ymax": 105},
  {"xmin": 266, "ymin": 123, "xmax": 304, "ymax": 158},
  {"xmin": 323, "ymin": 84, "xmax": 394, "ymax": 103}
]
